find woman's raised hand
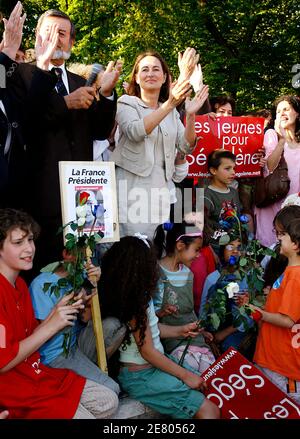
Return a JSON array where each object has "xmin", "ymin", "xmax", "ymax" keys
[
  {"xmin": 274, "ymin": 115, "xmax": 294, "ymax": 142},
  {"xmin": 177, "ymin": 47, "xmax": 199, "ymax": 83},
  {"xmin": 185, "ymin": 84, "xmax": 209, "ymax": 115},
  {"xmin": 189, "ymin": 64, "xmax": 203, "ymax": 93},
  {"xmin": 168, "ymin": 79, "xmax": 192, "ymax": 107}
]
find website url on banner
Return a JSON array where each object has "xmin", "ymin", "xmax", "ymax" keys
[
  {"xmin": 202, "ymin": 348, "xmax": 237, "ymax": 381},
  {"xmin": 188, "ymin": 171, "xmax": 260, "ymax": 178},
  {"xmin": 235, "ymin": 171, "xmax": 260, "ymax": 177},
  {"xmin": 188, "ymin": 173, "xmax": 209, "ymax": 178}
]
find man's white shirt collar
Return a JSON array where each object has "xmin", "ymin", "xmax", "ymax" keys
[{"xmin": 49, "ymin": 62, "xmax": 69, "ymax": 94}]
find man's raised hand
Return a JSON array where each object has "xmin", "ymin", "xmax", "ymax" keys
[
  {"xmin": 35, "ymin": 23, "xmax": 59, "ymax": 70},
  {"xmin": 1, "ymin": 1, "xmax": 26, "ymax": 61}
]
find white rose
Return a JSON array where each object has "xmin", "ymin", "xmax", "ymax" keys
[
  {"xmin": 77, "ymin": 217, "xmax": 86, "ymax": 227},
  {"xmin": 76, "ymin": 205, "xmax": 88, "ymax": 218},
  {"xmin": 226, "ymin": 282, "xmax": 239, "ymax": 298}
]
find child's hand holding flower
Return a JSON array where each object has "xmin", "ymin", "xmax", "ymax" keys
[
  {"xmin": 181, "ymin": 321, "xmax": 203, "ymax": 338},
  {"xmin": 85, "ymin": 262, "xmax": 101, "ymax": 284},
  {"xmin": 247, "ymin": 304, "xmax": 263, "ymax": 322},
  {"xmin": 157, "ymin": 304, "xmax": 178, "ymax": 318}
]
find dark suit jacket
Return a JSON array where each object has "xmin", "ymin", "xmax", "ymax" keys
[
  {"xmin": 11, "ymin": 63, "xmax": 117, "ymax": 267},
  {"xmin": 0, "ymin": 52, "xmax": 26, "ymax": 209}
]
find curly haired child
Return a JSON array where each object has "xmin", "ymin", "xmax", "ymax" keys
[
  {"xmin": 0, "ymin": 209, "xmax": 118, "ymax": 418},
  {"xmin": 100, "ymin": 235, "xmax": 220, "ymax": 419}
]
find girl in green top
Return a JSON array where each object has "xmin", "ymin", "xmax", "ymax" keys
[{"xmin": 153, "ymin": 222, "xmax": 215, "ymax": 373}]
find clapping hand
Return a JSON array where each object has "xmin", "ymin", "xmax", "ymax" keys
[
  {"xmin": 1, "ymin": 1, "xmax": 26, "ymax": 61},
  {"xmin": 168, "ymin": 79, "xmax": 192, "ymax": 108},
  {"xmin": 35, "ymin": 23, "xmax": 59, "ymax": 70},
  {"xmin": 177, "ymin": 47, "xmax": 199, "ymax": 83},
  {"xmin": 189, "ymin": 64, "xmax": 203, "ymax": 93},
  {"xmin": 185, "ymin": 84, "xmax": 209, "ymax": 115},
  {"xmin": 100, "ymin": 60, "xmax": 123, "ymax": 97}
]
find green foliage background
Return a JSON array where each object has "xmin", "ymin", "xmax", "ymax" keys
[{"xmin": 1, "ymin": 0, "xmax": 300, "ymax": 113}]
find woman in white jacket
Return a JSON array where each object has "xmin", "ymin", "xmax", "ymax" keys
[{"xmin": 111, "ymin": 49, "xmax": 208, "ymax": 238}]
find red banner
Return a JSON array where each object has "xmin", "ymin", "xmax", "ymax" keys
[
  {"xmin": 201, "ymin": 347, "xmax": 300, "ymax": 419},
  {"xmin": 186, "ymin": 116, "xmax": 264, "ymax": 178}
]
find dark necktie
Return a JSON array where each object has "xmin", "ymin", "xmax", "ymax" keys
[{"xmin": 52, "ymin": 67, "xmax": 68, "ymax": 96}]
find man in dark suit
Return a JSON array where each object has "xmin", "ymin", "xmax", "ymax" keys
[
  {"xmin": 12, "ymin": 9, "xmax": 120, "ymax": 270},
  {"xmin": 0, "ymin": 2, "xmax": 27, "ymax": 209}
]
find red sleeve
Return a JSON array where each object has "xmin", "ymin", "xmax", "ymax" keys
[
  {"xmin": 202, "ymin": 246, "xmax": 216, "ymax": 275},
  {"xmin": 0, "ymin": 301, "xmax": 20, "ymax": 369}
]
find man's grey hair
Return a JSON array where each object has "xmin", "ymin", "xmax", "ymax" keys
[{"xmin": 36, "ymin": 9, "xmax": 76, "ymax": 41}]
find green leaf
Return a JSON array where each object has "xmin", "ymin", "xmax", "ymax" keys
[
  {"xmin": 65, "ymin": 240, "xmax": 76, "ymax": 251},
  {"xmin": 239, "ymin": 257, "xmax": 247, "ymax": 267},
  {"xmin": 65, "ymin": 233, "xmax": 76, "ymax": 240},
  {"xmin": 210, "ymin": 313, "xmax": 221, "ymax": 330},
  {"xmin": 57, "ymin": 278, "xmax": 69, "ymax": 288},
  {"xmin": 43, "ymin": 282, "xmax": 52, "ymax": 293},
  {"xmin": 70, "ymin": 222, "xmax": 78, "ymax": 231},
  {"xmin": 219, "ymin": 235, "xmax": 230, "ymax": 245}
]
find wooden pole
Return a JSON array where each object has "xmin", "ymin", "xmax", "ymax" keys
[{"xmin": 86, "ymin": 246, "xmax": 108, "ymax": 373}]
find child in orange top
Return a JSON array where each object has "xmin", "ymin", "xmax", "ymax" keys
[{"xmin": 254, "ymin": 207, "xmax": 300, "ymax": 405}]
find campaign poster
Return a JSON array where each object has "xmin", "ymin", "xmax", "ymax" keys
[
  {"xmin": 201, "ymin": 347, "xmax": 300, "ymax": 419},
  {"xmin": 59, "ymin": 161, "xmax": 119, "ymax": 243},
  {"xmin": 186, "ymin": 116, "xmax": 265, "ymax": 178}
]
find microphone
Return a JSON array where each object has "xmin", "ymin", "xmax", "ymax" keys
[{"xmin": 85, "ymin": 63, "xmax": 104, "ymax": 87}]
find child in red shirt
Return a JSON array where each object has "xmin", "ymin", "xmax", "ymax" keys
[{"xmin": 0, "ymin": 208, "xmax": 118, "ymax": 418}]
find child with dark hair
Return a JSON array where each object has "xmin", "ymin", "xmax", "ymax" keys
[
  {"xmin": 200, "ymin": 225, "xmax": 255, "ymax": 356},
  {"xmin": 253, "ymin": 206, "xmax": 300, "ymax": 405},
  {"xmin": 0, "ymin": 208, "xmax": 118, "ymax": 418},
  {"xmin": 152, "ymin": 222, "xmax": 215, "ymax": 373},
  {"xmin": 261, "ymin": 206, "xmax": 300, "ymax": 290},
  {"xmin": 100, "ymin": 235, "xmax": 220, "ymax": 419},
  {"xmin": 29, "ymin": 248, "xmax": 122, "ymax": 395},
  {"xmin": 204, "ymin": 149, "xmax": 241, "ymax": 237}
]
